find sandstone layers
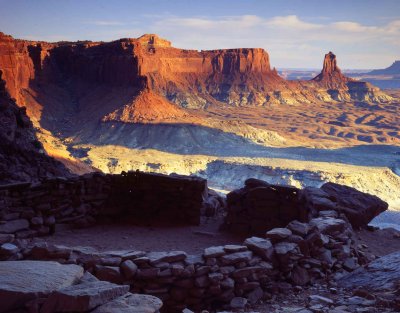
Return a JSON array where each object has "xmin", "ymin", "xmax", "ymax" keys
[
  {"xmin": 0, "ymin": 31, "xmax": 397, "ymax": 180},
  {"xmin": 0, "ymin": 32, "xmax": 392, "ymax": 130}
]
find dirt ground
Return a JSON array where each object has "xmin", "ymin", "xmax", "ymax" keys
[
  {"xmin": 355, "ymin": 227, "xmax": 400, "ymax": 257},
  {"xmin": 37, "ymin": 216, "xmax": 400, "ymax": 257},
  {"xmin": 39, "ymin": 216, "xmax": 244, "ymax": 254}
]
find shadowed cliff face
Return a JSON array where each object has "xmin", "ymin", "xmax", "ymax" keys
[{"xmin": 0, "ymin": 70, "xmax": 70, "ymax": 183}]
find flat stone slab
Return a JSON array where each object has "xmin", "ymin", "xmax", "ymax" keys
[
  {"xmin": 92, "ymin": 293, "xmax": 163, "ymax": 313},
  {"xmin": 244, "ymin": 237, "xmax": 274, "ymax": 261},
  {"xmin": 339, "ymin": 251, "xmax": 400, "ymax": 291},
  {"xmin": 309, "ymin": 217, "xmax": 346, "ymax": 235},
  {"xmin": 147, "ymin": 251, "xmax": 187, "ymax": 264},
  {"xmin": 0, "ymin": 261, "xmax": 84, "ymax": 313},
  {"xmin": 41, "ymin": 280, "xmax": 129, "ymax": 313}
]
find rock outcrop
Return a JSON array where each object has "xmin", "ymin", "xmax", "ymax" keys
[
  {"xmin": 0, "ymin": 261, "xmax": 162, "ymax": 313},
  {"xmin": 225, "ymin": 178, "xmax": 308, "ymax": 235},
  {"xmin": 312, "ymin": 51, "xmax": 350, "ymax": 89},
  {"xmin": 320, "ymin": 182, "xmax": 388, "ymax": 229},
  {"xmin": 0, "ymin": 32, "xmax": 392, "ymax": 131},
  {"xmin": 311, "ymin": 51, "xmax": 391, "ymax": 102},
  {"xmin": 0, "ymin": 261, "xmax": 84, "ymax": 312},
  {"xmin": 0, "ymin": 69, "xmax": 70, "ymax": 183},
  {"xmin": 102, "ymin": 88, "xmax": 187, "ymax": 123}
]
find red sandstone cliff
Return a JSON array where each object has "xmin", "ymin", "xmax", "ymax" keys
[
  {"xmin": 312, "ymin": 51, "xmax": 351, "ymax": 89},
  {"xmin": 0, "ymin": 32, "xmax": 393, "ymax": 140},
  {"xmin": 0, "ymin": 32, "xmax": 391, "ymax": 117}
]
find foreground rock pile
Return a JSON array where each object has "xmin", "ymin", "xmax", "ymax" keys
[{"xmin": 0, "ymin": 212, "xmax": 375, "ymax": 312}]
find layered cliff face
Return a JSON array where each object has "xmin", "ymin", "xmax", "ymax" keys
[
  {"xmin": 0, "ymin": 70, "xmax": 70, "ymax": 183},
  {"xmin": 0, "ymin": 32, "xmax": 392, "ymax": 122},
  {"xmin": 0, "ymin": 32, "xmax": 396, "ymax": 159}
]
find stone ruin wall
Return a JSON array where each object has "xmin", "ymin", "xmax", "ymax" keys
[
  {"xmin": 0, "ymin": 174, "xmax": 388, "ymax": 312},
  {"xmin": 0, "ymin": 171, "xmax": 208, "ymax": 238}
]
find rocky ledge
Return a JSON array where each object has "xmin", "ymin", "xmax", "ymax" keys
[{"xmin": 0, "ymin": 260, "xmax": 162, "ymax": 313}]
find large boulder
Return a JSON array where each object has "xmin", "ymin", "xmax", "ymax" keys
[
  {"xmin": 0, "ymin": 261, "xmax": 84, "ymax": 313},
  {"xmin": 225, "ymin": 178, "xmax": 307, "ymax": 235},
  {"xmin": 321, "ymin": 182, "xmax": 388, "ymax": 228}
]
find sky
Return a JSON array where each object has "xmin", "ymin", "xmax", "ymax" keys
[{"xmin": 0, "ymin": 0, "xmax": 399, "ymax": 69}]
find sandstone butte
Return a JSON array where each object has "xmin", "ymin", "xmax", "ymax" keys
[{"xmin": 0, "ymin": 32, "xmax": 393, "ymax": 127}]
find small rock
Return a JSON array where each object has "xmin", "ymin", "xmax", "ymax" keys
[
  {"xmin": 204, "ymin": 246, "xmax": 225, "ymax": 258},
  {"xmin": 224, "ymin": 245, "xmax": 247, "ymax": 253},
  {"xmin": 244, "ymin": 237, "xmax": 274, "ymax": 261},
  {"xmin": 194, "ymin": 229, "xmax": 218, "ymax": 237},
  {"xmin": 343, "ymin": 258, "xmax": 359, "ymax": 272},
  {"xmin": 0, "ymin": 234, "xmax": 14, "ymax": 245},
  {"xmin": 291, "ymin": 266, "xmax": 310, "ymax": 286},
  {"xmin": 31, "ymin": 217, "xmax": 44, "ymax": 226},
  {"xmin": 246, "ymin": 287, "xmax": 263, "ymax": 304},
  {"xmin": 92, "ymin": 293, "xmax": 162, "ymax": 313},
  {"xmin": 265, "ymin": 228, "xmax": 292, "ymax": 242},
  {"xmin": 287, "ymin": 221, "xmax": 310, "ymax": 237},
  {"xmin": 308, "ymin": 295, "xmax": 334, "ymax": 305},
  {"xmin": 230, "ymin": 297, "xmax": 247, "ymax": 309},
  {"xmin": 120, "ymin": 260, "xmax": 138, "ymax": 279},
  {"xmin": 0, "ymin": 243, "xmax": 18, "ymax": 256},
  {"xmin": 309, "ymin": 217, "xmax": 346, "ymax": 235},
  {"xmin": 95, "ymin": 265, "xmax": 122, "ymax": 284},
  {"xmin": 147, "ymin": 251, "xmax": 187, "ymax": 264},
  {"xmin": 318, "ymin": 210, "xmax": 338, "ymax": 218},
  {"xmin": 220, "ymin": 251, "xmax": 253, "ymax": 265},
  {"xmin": 274, "ymin": 242, "xmax": 299, "ymax": 255}
]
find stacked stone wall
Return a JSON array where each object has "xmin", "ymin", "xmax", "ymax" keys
[{"xmin": 0, "ymin": 171, "xmax": 207, "ymax": 239}]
